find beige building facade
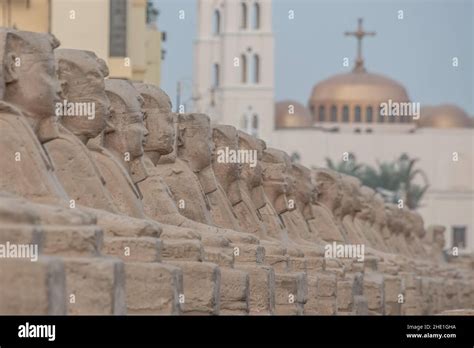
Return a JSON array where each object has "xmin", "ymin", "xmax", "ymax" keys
[{"xmin": 0, "ymin": 0, "xmax": 163, "ymax": 85}]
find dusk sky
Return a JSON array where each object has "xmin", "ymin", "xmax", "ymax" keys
[{"xmin": 154, "ymin": 0, "xmax": 473, "ymax": 115}]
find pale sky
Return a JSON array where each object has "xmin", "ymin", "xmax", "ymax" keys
[{"xmin": 154, "ymin": 0, "xmax": 473, "ymax": 115}]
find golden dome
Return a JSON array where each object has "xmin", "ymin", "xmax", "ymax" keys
[
  {"xmin": 309, "ymin": 70, "xmax": 409, "ymax": 105},
  {"xmin": 275, "ymin": 100, "xmax": 312, "ymax": 128},
  {"xmin": 418, "ymin": 104, "xmax": 473, "ymax": 128}
]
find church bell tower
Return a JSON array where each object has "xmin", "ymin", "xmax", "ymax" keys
[{"xmin": 193, "ymin": 0, "xmax": 275, "ymax": 143}]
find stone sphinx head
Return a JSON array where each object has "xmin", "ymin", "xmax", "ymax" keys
[
  {"xmin": 55, "ymin": 49, "xmax": 110, "ymax": 142},
  {"xmin": 291, "ymin": 163, "xmax": 315, "ymax": 220},
  {"xmin": 313, "ymin": 168, "xmax": 343, "ymax": 213},
  {"xmin": 261, "ymin": 148, "xmax": 290, "ymax": 214},
  {"xmin": 426, "ymin": 225, "xmax": 446, "ymax": 250},
  {"xmin": 338, "ymin": 173, "xmax": 363, "ymax": 218},
  {"xmin": 133, "ymin": 83, "xmax": 174, "ymax": 161},
  {"xmin": 357, "ymin": 186, "xmax": 376, "ymax": 223},
  {"xmin": 405, "ymin": 210, "xmax": 426, "ymax": 239},
  {"xmin": 1, "ymin": 28, "xmax": 60, "ymax": 137},
  {"xmin": 177, "ymin": 113, "xmax": 214, "ymax": 173},
  {"xmin": 104, "ymin": 79, "xmax": 148, "ymax": 161},
  {"xmin": 385, "ymin": 203, "xmax": 406, "ymax": 237},
  {"xmin": 237, "ymin": 131, "xmax": 266, "ymax": 209},
  {"xmin": 212, "ymin": 125, "xmax": 241, "ymax": 183}
]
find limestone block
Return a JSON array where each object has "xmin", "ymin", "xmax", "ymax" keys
[
  {"xmin": 42, "ymin": 225, "xmax": 102, "ymax": 257},
  {"xmin": 161, "ymin": 239, "xmax": 204, "ymax": 262},
  {"xmin": 125, "ymin": 262, "xmax": 182, "ymax": 315},
  {"xmin": 237, "ymin": 265, "xmax": 275, "ymax": 315},
  {"xmin": 363, "ymin": 272, "xmax": 384, "ymax": 315},
  {"xmin": 0, "ymin": 257, "xmax": 66, "ymax": 315},
  {"xmin": 233, "ymin": 244, "xmax": 265, "ymax": 265},
  {"xmin": 63, "ymin": 257, "xmax": 126, "ymax": 315},
  {"xmin": 219, "ymin": 268, "xmax": 249, "ymax": 315},
  {"xmin": 203, "ymin": 247, "xmax": 234, "ymax": 268},
  {"xmin": 274, "ymin": 272, "xmax": 307, "ymax": 315},
  {"xmin": 102, "ymin": 237, "xmax": 161, "ymax": 263},
  {"xmin": 384, "ymin": 275, "xmax": 403, "ymax": 315},
  {"xmin": 168, "ymin": 261, "xmax": 220, "ymax": 315}
]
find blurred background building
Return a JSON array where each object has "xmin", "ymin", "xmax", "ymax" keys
[{"xmin": 0, "ymin": 0, "xmax": 165, "ymax": 85}]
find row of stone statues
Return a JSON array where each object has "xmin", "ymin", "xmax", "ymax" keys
[{"xmin": 0, "ymin": 28, "xmax": 472, "ymax": 315}]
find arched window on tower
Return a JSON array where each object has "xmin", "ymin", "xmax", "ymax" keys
[
  {"xmin": 212, "ymin": 63, "xmax": 219, "ymax": 88},
  {"xmin": 252, "ymin": 2, "xmax": 260, "ymax": 29},
  {"xmin": 354, "ymin": 105, "xmax": 361, "ymax": 122},
  {"xmin": 241, "ymin": 54, "xmax": 247, "ymax": 83},
  {"xmin": 212, "ymin": 10, "xmax": 220, "ymax": 35},
  {"xmin": 330, "ymin": 105, "xmax": 337, "ymax": 122},
  {"xmin": 318, "ymin": 105, "xmax": 325, "ymax": 122},
  {"xmin": 342, "ymin": 105, "xmax": 349, "ymax": 123},
  {"xmin": 240, "ymin": 3, "xmax": 248, "ymax": 29},
  {"xmin": 251, "ymin": 54, "xmax": 260, "ymax": 83},
  {"xmin": 366, "ymin": 106, "xmax": 373, "ymax": 123}
]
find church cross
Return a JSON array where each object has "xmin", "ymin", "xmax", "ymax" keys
[{"xmin": 344, "ymin": 18, "xmax": 376, "ymax": 72}]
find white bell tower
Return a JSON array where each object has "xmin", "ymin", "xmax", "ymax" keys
[{"xmin": 193, "ymin": 0, "xmax": 275, "ymax": 143}]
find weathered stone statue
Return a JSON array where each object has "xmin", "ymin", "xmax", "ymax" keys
[
  {"xmin": 311, "ymin": 168, "xmax": 346, "ymax": 243},
  {"xmin": 0, "ymin": 29, "xmax": 125, "ymax": 315}
]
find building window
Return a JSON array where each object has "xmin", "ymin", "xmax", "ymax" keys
[
  {"xmin": 452, "ymin": 226, "xmax": 466, "ymax": 249},
  {"xmin": 318, "ymin": 105, "xmax": 325, "ymax": 122},
  {"xmin": 330, "ymin": 105, "xmax": 337, "ymax": 122},
  {"xmin": 378, "ymin": 105, "xmax": 384, "ymax": 123},
  {"xmin": 354, "ymin": 106, "xmax": 361, "ymax": 122},
  {"xmin": 252, "ymin": 114, "xmax": 259, "ymax": 136},
  {"xmin": 241, "ymin": 54, "xmax": 247, "ymax": 83},
  {"xmin": 241, "ymin": 3, "xmax": 248, "ymax": 29},
  {"xmin": 110, "ymin": 0, "xmax": 127, "ymax": 57},
  {"xmin": 212, "ymin": 10, "xmax": 221, "ymax": 35},
  {"xmin": 366, "ymin": 106, "xmax": 373, "ymax": 123},
  {"xmin": 252, "ymin": 2, "xmax": 260, "ymax": 29},
  {"xmin": 342, "ymin": 105, "xmax": 349, "ymax": 123},
  {"xmin": 251, "ymin": 54, "xmax": 260, "ymax": 83},
  {"xmin": 212, "ymin": 63, "xmax": 219, "ymax": 88}
]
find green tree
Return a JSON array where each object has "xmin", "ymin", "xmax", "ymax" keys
[{"xmin": 325, "ymin": 153, "xmax": 429, "ymax": 209}]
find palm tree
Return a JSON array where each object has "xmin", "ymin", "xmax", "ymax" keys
[
  {"xmin": 325, "ymin": 152, "xmax": 364, "ymax": 177},
  {"xmin": 325, "ymin": 153, "xmax": 429, "ymax": 209}
]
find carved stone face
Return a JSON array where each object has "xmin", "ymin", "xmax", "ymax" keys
[
  {"xmin": 238, "ymin": 133, "xmax": 263, "ymax": 189},
  {"xmin": 261, "ymin": 148, "xmax": 290, "ymax": 213},
  {"xmin": 3, "ymin": 30, "xmax": 61, "ymax": 121},
  {"xmin": 291, "ymin": 164, "xmax": 313, "ymax": 208},
  {"xmin": 105, "ymin": 79, "xmax": 148, "ymax": 160},
  {"xmin": 177, "ymin": 114, "xmax": 214, "ymax": 172},
  {"xmin": 314, "ymin": 169, "xmax": 343, "ymax": 211},
  {"xmin": 134, "ymin": 83, "xmax": 174, "ymax": 155},
  {"xmin": 56, "ymin": 49, "xmax": 110, "ymax": 139},
  {"xmin": 212, "ymin": 125, "xmax": 241, "ymax": 183},
  {"xmin": 339, "ymin": 175, "xmax": 362, "ymax": 217},
  {"xmin": 357, "ymin": 186, "xmax": 376, "ymax": 223}
]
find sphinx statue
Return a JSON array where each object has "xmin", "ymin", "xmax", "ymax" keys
[
  {"xmin": 0, "ymin": 29, "xmax": 128, "ymax": 315},
  {"xmin": 424, "ymin": 225, "xmax": 447, "ymax": 263},
  {"xmin": 311, "ymin": 168, "xmax": 346, "ymax": 243}
]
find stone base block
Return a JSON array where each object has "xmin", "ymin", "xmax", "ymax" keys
[
  {"xmin": 0, "ymin": 257, "xmax": 66, "ymax": 315},
  {"xmin": 64, "ymin": 257, "xmax": 126, "ymax": 315},
  {"xmin": 237, "ymin": 265, "xmax": 275, "ymax": 315},
  {"xmin": 125, "ymin": 262, "xmax": 182, "ymax": 314},
  {"xmin": 168, "ymin": 261, "xmax": 220, "ymax": 315},
  {"xmin": 103, "ymin": 237, "xmax": 161, "ymax": 262},
  {"xmin": 219, "ymin": 268, "xmax": 249, "ymax": 315}
]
